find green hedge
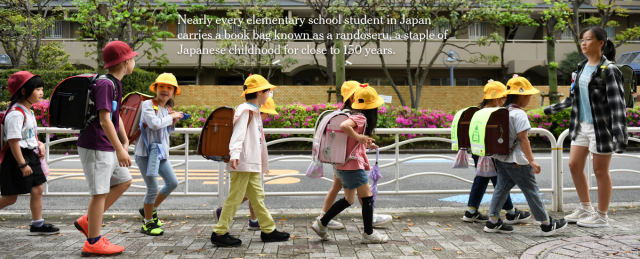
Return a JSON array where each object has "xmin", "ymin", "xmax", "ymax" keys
[{"xmin": 0, "ymin": 68, "xmax": 157, "ymax": 102}]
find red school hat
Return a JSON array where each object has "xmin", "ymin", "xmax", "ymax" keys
[
  {"xmin": 7, "ymin": 71, "xmax": 40, "ymax": 98},
  {"xmin": 103, "ymin": 41, "xmax": 138, "ymax": 69}
]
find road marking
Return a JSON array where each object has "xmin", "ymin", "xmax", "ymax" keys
[
  {"xmin": 48, "ymin": 169, "xmax": 302, "ymax": 185},
  {"xmin": 439, "ymin": 193, "xmax": 549, "ymax": 204}
]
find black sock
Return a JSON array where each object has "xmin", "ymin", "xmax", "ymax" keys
[
  {"xmin": 321, "ymin": 198, "xmax": 351, "ymax": 227},
  {"xmin": 361, "ymin": 196, "xmax": 374, "ymax": 235}
]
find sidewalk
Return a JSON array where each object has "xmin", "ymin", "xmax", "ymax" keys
[{"xmin": 1, "ymin": 206, "xmax": 639, "ymax": 259}]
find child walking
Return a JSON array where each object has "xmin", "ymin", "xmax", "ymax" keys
[
  {"xmin": 74, "ymin": 41, "xmax": 135, "ymax": 256},
  {"xmin": 214, "ymin": 96, "xmax": 278, "ymax": 230},
  {"xmin": 136, "ymin": 73, "xmax": 183, "ymax": 236},
  {"xmin": 484, "ymin": 76, "xmax": 567, "ymax": 237},
  {"xmin": 316, "ymin": 81, "xmax": 392, "ymax": 230},
  {"xmin": 0, "ymin": 71, "xmax": 59, "ymax": 235},
  {"xmin": 210, "ymin": 75, "xmax": 289, "ymax": 247},
  {"xmin": 464, "ymin": 80, "xmax": 530, "ymax": 224},
  {"xmin": 311, "ymin": 85, "xmax": 390, "ymax": 243}
]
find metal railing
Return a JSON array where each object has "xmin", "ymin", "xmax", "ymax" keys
[
  {"xmin": 555, "ymin": 127, "xmax": 640, "ymax": 212},
  {"xmin": 36, "ymin": 127, "xmax": 563, "ymax": 211}
]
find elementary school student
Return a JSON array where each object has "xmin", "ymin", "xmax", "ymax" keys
[
  {"xmin": 74, "ymin": 41, "xmax": 135, "ymax": 256},
  {"xmin": 214, "ymin": 96, "xmax": 279, "ymax": 230},
  {"xmin": 210, "ymin": 75, "xmax": 289, "ymax": 247},
  {"xmin": 484, "ymin": 75, "xmax": 568, "ymax": 237},
  {"xmin": 136, "ymin": 73, "xmax": 184, "ymax": 236},
  {"xmin": 463, "ymin": 80, "xmax": 530, "ymax": 224},
  {"xmin": 311, "ymin": 85, "xmax": 390, "ymax": 244},
  {"xmin": 0, "ymin": 71, "xmax": 59, "ymax": 235},
  {"xmin": 316, "ymin": 81, "xmax": 392, "ymax": 230}
]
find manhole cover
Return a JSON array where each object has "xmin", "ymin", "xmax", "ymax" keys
[{"xmin": 521, "ymin": 235, "xmax": 640, "ymax": 258}]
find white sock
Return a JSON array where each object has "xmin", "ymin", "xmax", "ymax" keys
[
  {"xmin": 581, "ymin": 202, "xmax": 593, "ymax": 212},
  {"xmin": 153, "ymin": 206, "xmax": 158, "ymax": 211},
  {"xmin": 144, "ymin": 219, "xmax": 152, "ymax": 224}
]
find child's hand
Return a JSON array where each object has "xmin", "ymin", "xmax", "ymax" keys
[
  {"xmin": 530, "ymin": 161, "xmax": 541, "ymax": 174},
  {"xmin": 170, "ymin": 112, "xmax": 184, "ymax": 120},
  {"xmin": 230, "ymin": 159, "xmax": 239, "ymax": 170},
  {"xmin": 357, "ymin": 135, "xmax": 374, "ymax": 146},
  {"xmin": 21, "ymin": 165, "xmax": 33, "ymax": 177},
  {"xmin": 116, "ymin": 148, "xmax": 132, "ymax": 167}
]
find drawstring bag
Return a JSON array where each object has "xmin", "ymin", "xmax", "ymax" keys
[
  {"xmin": 35, "ymin": 147, "xmax": 49, "ymax": 178},
  {"xmin": 140, "ymin": 120, "xmax": 167, "ymax": 177},
  {"xmin": 305, "ymin": 159, "xmax": 324, "ymax": 179},
  {"xmin": 368, "ymin": 147, "xmax": 382, "ymax": 210},
  {"xmin": 452, "ymin": 148, "xmax": 469, "ymax": 169},
  {"xmin": 476, "ymin": 156, "xmax": 497, "ymax": 177}
]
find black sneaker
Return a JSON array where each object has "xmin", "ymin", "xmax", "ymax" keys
[
  {"xmin": 462, "ymin": 210, "xmax": 489, "ymax": 223},
  {"xmin": 483, "ymin": 219, "xmax": 514, "ymax": 233},
  {"xmin": 541, "ymin": 216, "xmax": 568, "ymax": 237},
  {"xmin": 211, "ymin": 232, "xmax": 242, "ymax": 247},
  {"xmin": 140, "ymin": 221, "xmax": 164, "ymax": 236},
  {"xmin": 29, "ymin": 223, "xmax": 60, "ymax": 236},
  {"xmin": 139, "ymin": 207, "xmax": 162, "ymax": 227},
  {"xmin": 504, "ymin": 208, "xmax": 532, "ymax": 225},
  {"xmin": 260, "ymin": 229, "xmax": 290, "ymax": 242}
]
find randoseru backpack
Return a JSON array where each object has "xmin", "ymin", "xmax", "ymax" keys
[
  {"xmin": 48, "ymin": 74, "xmax": 118, "ymax": 130},
  {"xmin": 600, "ymin": 60, "xmax": 637, "ymax": 108},
  {"xmin": 121, "ymin": 94, "xmax": 168, "ymax": 142},
  {"xmin": 0, "ymin": 106, "xmax": 27, "ymax": 163},
  {"xmin": 197, "ymin": 107, "xmax": 252, "ymax": 162},
  {"xmin": 311, "ymin": 110, "xmax": 368, "ymax": 166}
]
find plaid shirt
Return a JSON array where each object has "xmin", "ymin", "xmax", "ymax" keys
[{"xmin": 544, "ymin": 55, "xmax": 628, "ymax": 153}]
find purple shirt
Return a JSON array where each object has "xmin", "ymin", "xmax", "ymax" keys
[{"xmin": 77, "ymin": 75, "xmax": 122, "ymax": 152}]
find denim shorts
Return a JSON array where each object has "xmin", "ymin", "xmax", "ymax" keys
[{"xmin": 335, "ymin": 169, "xmax": 369, "ymax": 190}]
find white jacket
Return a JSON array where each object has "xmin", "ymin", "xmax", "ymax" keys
[{"xmin": 226, "ymin": 103, "xmax": 269, "ymax": 174}]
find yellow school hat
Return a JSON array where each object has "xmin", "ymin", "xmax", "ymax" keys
[
  {"xmin": 483, "ymin": 79, "xmax": 507, "ymax": 100},
  {"xmin": 260, "ymin": 97, "xmax": 278, "ymax": 115},
  {"xmin": 150, "ymin": 73, "xmax": 181, "ymax": 95},
  {"xmin": 242, "ymin": 74, "xmax": 276, "ymax": 98},
  {"xmin": 502, "ymin": 74, "xmax": 540, "ymax": 96},
  {"xmin": 352, "ymin": 86, "xmax": 384, "ymax": 110},
  {"xmin": 341, "ymin": 81, "xmax": 367, "ymax": 100}
]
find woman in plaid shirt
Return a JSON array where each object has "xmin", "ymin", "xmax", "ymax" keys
[{"xmin": 544, "ymin": 27, "xmax": 628, "ymax": 228}]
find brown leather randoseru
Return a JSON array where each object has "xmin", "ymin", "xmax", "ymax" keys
[
  {"xmin": 120, "ymin": 92, "xmax": 153, "ymax": 142},
  {"xmin": 456, "ymin": 107, "xmax": 480, "ymax": 149},
  {"xmin": 197, "ymin": 107, "xmax": 253, "ymax": 163},
  {"xmin": 484, "ymin": 109, "xmax": 510, "ymax": 155}
]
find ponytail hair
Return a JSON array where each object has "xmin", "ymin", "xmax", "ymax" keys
[
  {"xmin": 478, "ymin": 99, "xmax": 489, "ymax": 109},
  {"xmin": 351, "ymin": 108, "xmax": 378, "ymax": 137},
  {"xmin": 579, "ymin": 26, "xmax": 616, "ymax": 61}
]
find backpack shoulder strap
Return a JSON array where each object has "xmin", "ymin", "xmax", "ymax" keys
[
  {"xmin": 247, "ymin": 112, "xmax": 253, "ymax": 127},
  {"xmin": 600, "ymin": 60, "xmax": 612, "ymax": 87},
  {"xmin": 4, "ymin": 106, "xmax": 27, "ymax": 127}
]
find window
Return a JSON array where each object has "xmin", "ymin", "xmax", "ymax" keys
[
  {"xmin": 617, "ymin": 53, "xmax": 630, "ymax": 64},
  {"xmin": 468, "ymin": 22, "xmax": 487, "ymax": 39},
  {"xmin": 623, "ymin": 52, "xmax": 640, "ymax": 64},
  {"xmin": 178, "ymin": 22, "xmax": 187, "ymax": 35},
  {"xmin": 217, "ymin": 24, "xmax": 242, "ymax": 38},
  {"xmin": 434, "ymin": 23, "xmax": 455, "ymax": 39},
  {"xmin": 605, "ymin": 26, "xmax": 615, "ymax": 39},
  {"xmin": 561, "ymin": 29, "xmax": 573, "ymax": 40},
  {"xmin": 350, "ymin": 77, "xmax": 406, "ymax": 86},
  {"xmin": 46, "ymin": 20, "xmax": 63, "ymax": 38},
  {"xmin": 137, "ymin": 20, "xmax": 148, "ymax": 37},
  {"xmin": 431, "ymin": 77, "xmax": 481, "ymax": 86},
  {"xmin": 383, "ymin": 23, "xmax": 411, "ymax": 37}
]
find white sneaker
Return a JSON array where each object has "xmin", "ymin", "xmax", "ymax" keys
[
  {"xmin": 316, "ymin": 215, "xmax": 344, "ymax": 230},
  {"xmin": 577, "ymin": 213, "xmax": 610, "ymax": 228},
  {"xmin": 564, "ymin": 207, "xmax": 593, "ymax": 223},
  {"xmin": 372, "ymin": 214, "xmax": 392, "ymax": 228},
  {"xmin": 310, "ymin": 219, "xmax": 330, "ymax": 240},
  {"xmin": 361, "ymin": 230, "xmax": 389, "ymax": 244}
]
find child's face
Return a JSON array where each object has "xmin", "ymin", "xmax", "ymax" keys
[
  {"xmin": 581, "ymin": 30, "xmax": 603, "ymax": 57},
  {"xmin": 26, "ymin": 87, "xmax": 44, "ymax": 104},
  {"xmin": 156, "ymin": 84, "xmax": 175, "ymax": 103},
  {"xmin": 126, "ymin": 58, "xmax": 135, "ymax": 75},
  {"xmin": 257, "ymin": 90, "xmax": 269, "ymax": 105}
]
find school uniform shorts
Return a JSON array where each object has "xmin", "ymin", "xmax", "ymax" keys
[{"xmin": 79, "ymin": 147, "xmax": 132, "ymax": 195}]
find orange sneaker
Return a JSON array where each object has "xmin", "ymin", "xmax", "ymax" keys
[
  {"xmin": 81, "ymin": 237, "xmax": 124, "ymax": 257},
  {"xmin": 74, "ymin": 214, "xmax": 89, "ymax": 238}
]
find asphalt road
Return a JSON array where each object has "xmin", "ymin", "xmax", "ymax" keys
[{"xmin": 5, "ymin": 152, "xmax": 640, "ymax": 212}]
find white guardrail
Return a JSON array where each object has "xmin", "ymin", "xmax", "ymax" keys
[{"xmin": 31, "ymin": 127, "xmax": 640, "ymax": 212}]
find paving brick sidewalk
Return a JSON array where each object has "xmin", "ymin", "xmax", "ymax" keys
[{"xmin": 1, "ymin": 206, "xmax": 639, "ymax": 259}]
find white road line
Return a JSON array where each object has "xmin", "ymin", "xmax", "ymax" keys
[{"xmin": 55, "ymin": 157, "xmax": 572, "ymax": 163}]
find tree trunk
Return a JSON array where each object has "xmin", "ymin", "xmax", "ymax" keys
[
  {"xmin": 573, "ymin": 0, "xmax": 584, "ymax": 56},
  {"xmin": 325, "ymin": 51, "xmax": 334, "ymax": 89},
  {"xmin": 376, "ymin": 39, "xmax": 406, "ymax": 106},
  {"xmin": 547, "ymin": 17, "xmax": 559, "ymax": 104},
  {"xmin": 96, "ymin": 3, "xmax": 108, "ymax": 73},
  {"xmin": 196, "ymin": 34, "xmax": 203, "ymax": 85},
  {"xmin": 334, "ymin": 14, "xmax": 345, "ymax": 104},
  {"xmin": 405, "ymin": 39, "xmax": 416, "ymax": 109}
]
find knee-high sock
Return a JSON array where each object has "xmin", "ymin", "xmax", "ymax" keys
[
  {"xmin": 320, "ymin": 198, "xmax": 351, "ymax": 227},
  {"xmin": 361, "ymin": 196, "xmax": 374, "ymax": 235}
]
